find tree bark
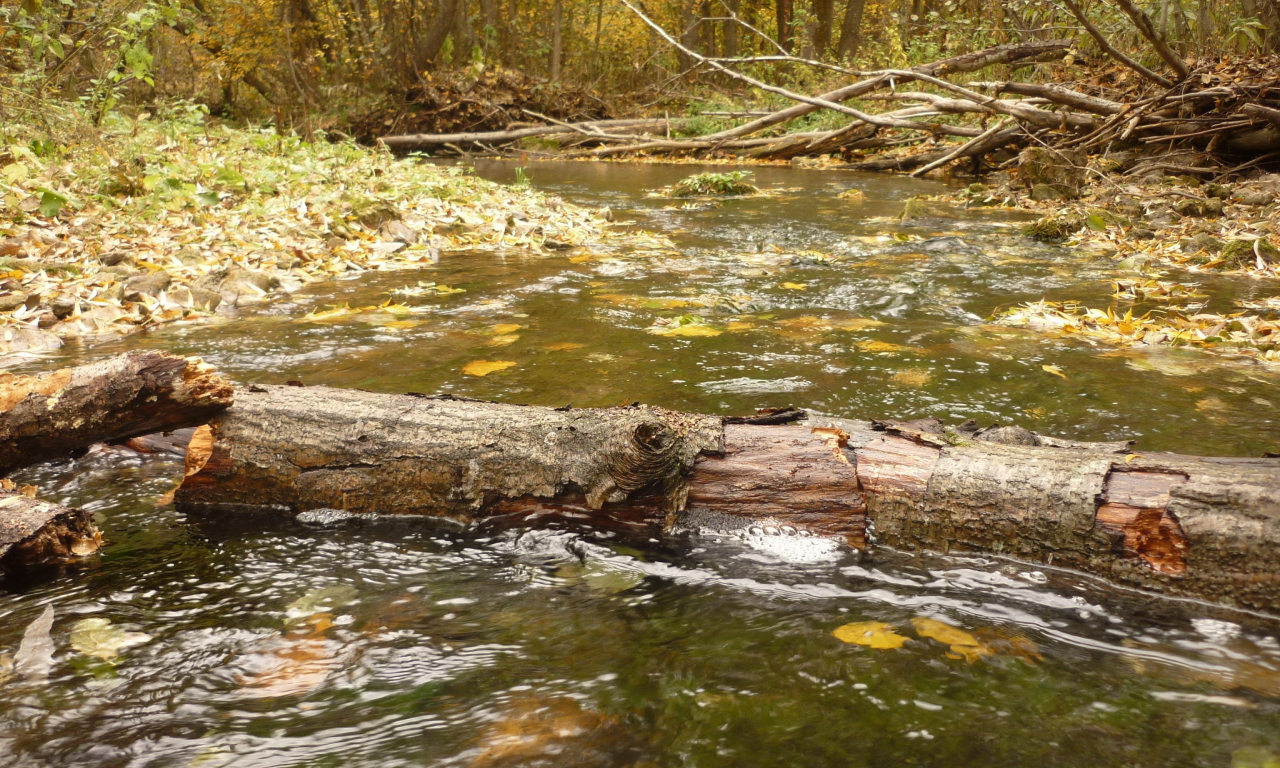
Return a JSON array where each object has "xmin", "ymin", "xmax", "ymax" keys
[
  {"xmin": 836, "ymin": 0, "xmax": 867, "ymax": 60},
  {"xmin": 176, "ymin": 386, "xmax": 1280, "ymax": 615},
  {"xmin": 0, "ymin": 352, "xmax": 234, "ymax": 476},
  {"xmin": 0, "ymin": 489, "xmax": 101, "ymax": 575},
  {"xmin": 775, "ymin": 0, "xmax": 795, "ymax": 52}
]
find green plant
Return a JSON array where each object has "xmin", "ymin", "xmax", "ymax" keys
[
  {"xmin": 664, "ymin": 171, "xmax": 758, "ymax": 198},
  {"xmin": 513, "ymin": 166, "xmax": 531, "ymax": 189}
]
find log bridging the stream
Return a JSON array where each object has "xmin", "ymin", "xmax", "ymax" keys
[{"xmin": 176, "ymin": 384, "xmax": 1280, "ymax": 614}]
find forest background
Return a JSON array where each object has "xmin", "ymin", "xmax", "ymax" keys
[{"xmin": 3, "ymin": 0, "xmax": 1276, "ymax": 139}]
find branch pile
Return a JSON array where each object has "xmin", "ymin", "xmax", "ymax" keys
[{"xmin": 378, "ymin": 4, "xmax": 1280, "ymax": 178}]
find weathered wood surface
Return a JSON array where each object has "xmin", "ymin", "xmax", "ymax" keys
[
  {"xmin": 176, "ymin": 385, "xmax": 1280, "ymax": 614},
  {"xmin": 0, "ymin": 351, "xmax": 234, "ymax": 475},
  {"xmin": 0, "ymin": 488, "xmax": 100, "ymax": 574}
]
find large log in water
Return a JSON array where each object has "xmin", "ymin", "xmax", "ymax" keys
[
  {"xmin": 176, "ymin": 385, "xmax": 1280, "ymax": 614},
  {"xmin": 0, "ymin": 351, "xmax": 234, "ymax": 475}
]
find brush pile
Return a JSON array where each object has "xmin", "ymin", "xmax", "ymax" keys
[{"xmin": 379, "ymin": 2, "xmax": 1280, "ymax": 180}]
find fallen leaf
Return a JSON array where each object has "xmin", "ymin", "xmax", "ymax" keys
[
  {"xmin": 492, "ymin": 323, "xmax": 523, "ymax": 335},
  {"xmin": 650, "ymin": 324, "xmax": 722, "ymax": 337},
  {"xmin": 239, "ymin": 613, "xmax": 337, "ymax": 699},
  {"xmin": 14, "ymin": 605, "xmax": 54, "ymax": 679},
  {"xmin": 833, "ymin": 621, "xmax": 909, "ymax": 649},
  {"xmin": 890, "ymin": 369, "xmax": 932, "ymax": 387},
  {"xmin": 912, "ymin": 617, "xmax": 993, "ymax": 663},
  {"xmin": 781, "ymin": 282, "xmax": 808, "ymax": 290},
  {"xmin": 857, "ymin": 340, "xmax": 913, "ymax": 355},
  {"xmin": 69, "ymin": 617, "xmax": 151, "ymax": 660},
  {"xmin": 542, "ymin": 342, "xmax": 585, "ymax": 351},
  {"xmin": 1042, "ymin": 364, "xmax": 1067, "ymax": 379},
  {"xmin": 463, "ymin": 359, "xmax": 517, "ymax": 376},
  {"xmin": 487, "ymin": 334, "xmax": 520, "ymax": 347}
]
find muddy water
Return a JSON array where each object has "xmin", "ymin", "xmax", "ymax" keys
[{"xmin": 2, "ymin": 161, "xmax": 1280, "ymax": 767}]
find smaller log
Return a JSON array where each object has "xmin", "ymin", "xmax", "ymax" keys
[
  {"xmin": 0, "ymin": 487, "xmax": 100, "ymax": 574},
  {"xmin": 0, "ymin": 351, "xmax": 234, "ymax": 475}
]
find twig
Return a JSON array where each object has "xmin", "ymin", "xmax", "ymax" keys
[{"xmin": 911, "ymin": 119, "xmax": 1015, "ymax": 177}]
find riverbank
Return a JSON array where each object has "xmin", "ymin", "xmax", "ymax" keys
[{"xmin": 0, "ymin": 111, "xmax": 620, "ymax": 365}]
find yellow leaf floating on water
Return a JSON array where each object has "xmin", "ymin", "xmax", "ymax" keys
[
  {"xmin": 832, "ymin": 621, "xmax": 909, "ymax": 649},
  {"xmin": 890, "ymin": 369, "xmax": 932, "ymax": 387},
  {"xmin": 1042, "ymin": 364, "xmax": 1067, "ymax": 379},
  {"xmin": 650, "ymin": 324, "xmax": 722, "ymax": 337},
  {"xmin": 492, "ymin": 323, "xmax": 523, "ymax": 335},
  {"xmin": 384, "ymin": 320, "xmax": 421, "ymax": 330},
  {"xmin": 781, "ymin": 282, "xmax": 808, "ymax": 290},
  {"xmin": 302, "ymin": 303, "xmax": 354, "ymax": 321},
  {"xmin": 911, "ymin": 617, "xmax": 994, "ymax": 664},
  {"xmin": 542, "ymin": 342, "xmax": 585, "ymax": 351},
  {"xmin": 488, "ymin": 334, "xmax": 520, "ymax": 347},
  {"xmin": 857, "ymin": 340, "xmax": 914, "ymax": 355},
  {"xmin": 463, "ymin": 359, "xmax": 517, "ymax": 376}
]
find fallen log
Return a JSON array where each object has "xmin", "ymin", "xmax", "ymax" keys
[
  {"xmin": 0, "ymin": 351, "xmax": 234, "ymax": 475},
  {"xmin": 0, "ymin": 486, "xmax": 100, "ymax": 574},
  {"xmin": 380, "ymin": 118, "xmax": 688, "ymax": 150},
  {"xmin": 176, "ymin": 386, "xmax": 1280, "ymax": 614}
]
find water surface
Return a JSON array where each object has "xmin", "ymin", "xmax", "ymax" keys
[{"xmin": 3, "ymin": 160, "xmax": 1279, "ymax": 768}]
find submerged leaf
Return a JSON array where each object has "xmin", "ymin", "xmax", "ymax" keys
[
  {"xmin": 542, "ymin": 342, "xmax": 585, "ymax": 351},
  {"xmin": 69, "ymin": 617, "xmax": 151, "ymax": 660},
  {"xmin": 463, "ymin": 359, "xmax": 517, "ymax": 376},
  {"xmin": 833, "ymin": 621, "xmax": 909, "ymax": 649},
  {"xmin": 14, "ymin": 605, "xmax": 54, "ymax": 679},
  {"xmin": 1042, "ymin": 364, "xmax": 1067, "ymax": 379},
  {"xmin": 912, "ymin": 617, "xmax": 993, "ymax": 663}
]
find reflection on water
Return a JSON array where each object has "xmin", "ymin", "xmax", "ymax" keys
[{"xmin": 2, "ymin": 161, "xmax": 1279, "ymax": 767}]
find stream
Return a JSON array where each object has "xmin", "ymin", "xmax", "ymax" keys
[{"xmin": 2, "ymin": 161, "xmax": 1279, "ymax": 767}]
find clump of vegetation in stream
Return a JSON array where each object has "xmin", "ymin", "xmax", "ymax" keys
[
  {"xmin": 994, "ymin": 300, "xmax": 1280, "ymax": 367},
  {"xmin": 663, "ymin": 171, "xmax": 759, "ymax": 198}
]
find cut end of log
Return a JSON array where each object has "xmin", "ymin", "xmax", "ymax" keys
[{"xmin": 0, "ymin": 488, "xmax": 101, "ymax": 574}]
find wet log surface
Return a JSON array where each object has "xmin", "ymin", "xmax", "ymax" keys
[
  {"xmin": 177, "ymin": 385, "xmax": 1280, "ymax": 614},
  {"xmin": 0, "ymin": 351, "xmax": 234, "ymax": 475},
  {"xmin": 0, "ymin": 489, "xmax": 100, "ymax": 574}
]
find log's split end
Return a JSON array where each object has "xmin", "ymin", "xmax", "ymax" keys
[{"xmin": 172, "ymin": 383, "xmax": 1280, "ymax": 615}]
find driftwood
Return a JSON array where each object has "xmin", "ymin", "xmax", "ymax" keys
[
  {"xmin": 0, "ymin": 351, "xmax": 234, "ymax": 475},
  {"xmin": 0, "ymin": 488, "xmax": 100, "ymax": 574},
  {"xmin": 176, "ymin": 385, "xmax": 1280, "ymax": 615}
]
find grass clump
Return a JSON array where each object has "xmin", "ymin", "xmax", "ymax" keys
[
  {"xmin": 664, "ymin": 171, "xmax": 758, "ymax": 198},
  {"xmin": 1022, "ymin": 213, "xmax": 1084, "ymax": 242}
]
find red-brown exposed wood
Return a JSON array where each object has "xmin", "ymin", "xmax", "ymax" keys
[{"xmin": 689, "ymin": 424, "xmax": 866, "ymax": 546}]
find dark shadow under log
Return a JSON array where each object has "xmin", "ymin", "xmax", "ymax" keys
[{"xmin": 176, "ymin": 386, "xmax": 1280, "ymax": 615}]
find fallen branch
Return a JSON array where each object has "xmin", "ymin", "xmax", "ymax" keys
[
  {"xmin": 0, "ymin": 351, "xmax": 234, "ymax": 475},
  {"xmin": 175, "ymin": 386, "xmax": 1280, "ymax": 614}
]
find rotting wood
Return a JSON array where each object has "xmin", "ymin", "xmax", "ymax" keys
[
  {"xmin": 0, "ymin": 486, "xmax": 100, "ymax": 575},
  {"xmin": 0, "ymin": 351, "xmax": 234, "ymax": 475},
  {"xmin": 175, "ymin": 385, "xmax": 1280, "ymax": 614}
]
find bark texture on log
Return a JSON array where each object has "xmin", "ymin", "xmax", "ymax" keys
[
  {"xmin": 0, "ymin": 351, "xmax": 234, "ymax": 475},
  {"xmin": 0, "ymin": 489, "xmax": 100, "ymax": 574},
  {"xmin": 177, "ymin": 386, "xmax": 722, "ymax": 517},
  {"xmin": 176, "ymin": 386, "xmax": 1280, "ymax": 614}
]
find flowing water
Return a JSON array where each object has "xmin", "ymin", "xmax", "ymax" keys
[{"xmin": 3, "ymin": 161, "xmax": 1280, "ymax": 767}]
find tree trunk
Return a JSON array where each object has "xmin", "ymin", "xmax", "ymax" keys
[
  {"xmin": 0, "ymin": 352, "xmax": 233, "ymax": 476},
  {"xmin": 0, "ymin": 488, "xmax": 100, "ymax": 575},
  {"xmin": 416, "ymin": 0, "xmax": 461, "ymax": 71},
  {"xmin": 836, "ymin": 0, "xmax": 866, "ymax": 59},
  {"xmin": 551, "ymin": 0, "xmax": 564, "ymax": 80},
  {"xmin": 812, "ymin": 0, "xmax": 835, "ymax": 57},
  {"xmin": 176, "ymin": 386, "xmax": 1280, "ymax": 615},
  {"xmin": 775, "ymin": 0, "xmax": 794, "ymax": 52}
]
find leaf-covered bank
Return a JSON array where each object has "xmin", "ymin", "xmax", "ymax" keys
[{"xmin": 0, "ymin": 111, "xmax": 616, "ymax": 364}]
